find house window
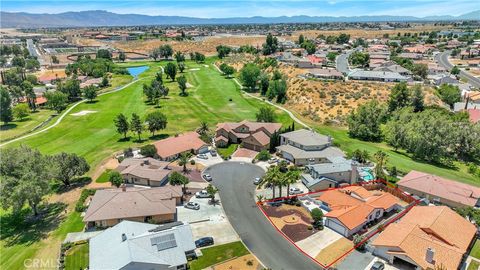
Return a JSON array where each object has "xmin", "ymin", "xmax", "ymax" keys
[
  {"xmin": 375, "ymin": 211, "xmax": 381, "ymax": 217},
  {"xmin": 144, "ymin": 216, "xmax": 153, "ymax": 223}
]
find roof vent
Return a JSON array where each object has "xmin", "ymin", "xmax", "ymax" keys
[
  {"xmin": 121, "ymin": 233, "xmax": 127, "ymax": 242},
  {"xmin": 426, "ymin": 247, "xmax": 435, "ymax": 264}
]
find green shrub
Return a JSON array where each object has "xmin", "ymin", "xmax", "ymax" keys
[
  {"xmin": 75, "ymin": 189, "xmax": 96, "ymax": 212},
  {"xmin": 256, "ymin": 150, "xmax": 271, "ymax": 161}
]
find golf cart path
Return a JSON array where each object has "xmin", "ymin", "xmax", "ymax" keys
[
  {"xmin": 212, "ymin": 63, "xmax": 311, "ymax": 129},
  {"xmin": 0, "ymin": 78, "xmax": 143, "ymax": 147}
]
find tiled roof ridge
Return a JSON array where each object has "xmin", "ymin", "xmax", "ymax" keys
[{"xmin": 84, "ymin": 191, "xmax": 119, "ymax": 220}]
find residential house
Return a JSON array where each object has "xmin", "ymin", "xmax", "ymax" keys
[
  {"xmin": 306, "ymin": 68, "xmax": 344, "ymax": 80},
  {"xmin": 153, "ymin": 132, "xmax": 209, "ymax": 161},
  {"xmin": 215, "ymin": 120, "xmax": 282, "ymax": 151},
  {"xmin": 83, "ymin": 186, "xmax": 182, "ymax": 228},
  {"xmin": 302, "ymin": 157, "xmax": 359, "ymax": 191},
  {"xmin": 348, "ymin": 70, "xmax": 409, "ymax": 82},
  {"xmin": 427, "ymin": 63, "xmax": 447, "ymax": 75},
  {"xmin": 428, "ymin": 74, "xmax": 459, "ymax": 86},
  {"xmin": 373, "ymin": 62, "xmax": 411, "ymax": 76},
  {"xmin": 397, "ymin": 52, "xmax": 423, "ymax": 60},
  {"xmin": 89, "ymin": 220, "xmax": 196, "ymax": 270},
  {"xmin": 372, "ymin": 206, "xmax": 476, "ymax": 270},
  {"xmin": 276, "ymin": 129, "xmax": 344, "ymax": 166},
  {"xmin": 116, "ymin": 158, "xmax": 171, "ymax": 187},
  {"xmin": 314, "ymin": 186, "xmax": 401, "ymax": 237},
  {"xmin": 397, "ymin": 170, "xmax": 480, "ymax": 208}
]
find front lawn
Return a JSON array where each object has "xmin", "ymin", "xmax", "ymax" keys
[
  {"xmin": 468, "ymin": 259, "xmax": 480, "ymax": 270},
  {"xmin": 217, "ymin": 144, "xmax": 238, "ymax": 159},
  {"xmin": 470, "ymin": 240, "xmax": 480, "ymax": 260},
  {"xmin": 95, "ymin": 169, "xmax": 111, "ymax": 183},
  {"xmin": 65, "ymin": 243, "xmax": 89, "ymax": 270},
  {"xmin": 189, "ymin": 241, "xmax": 250, "ymax": 270}
]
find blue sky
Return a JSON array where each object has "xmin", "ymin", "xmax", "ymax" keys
[{"xmin": 1, "ymin": 0, "xmax": 478, "ymax": 18}]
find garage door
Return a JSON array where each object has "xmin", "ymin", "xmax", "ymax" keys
[{"xmin": 326, "ymin": 219, "xmax": 347, "ymax": 236}]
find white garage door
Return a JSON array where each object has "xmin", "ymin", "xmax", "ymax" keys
[{"xmin": 326, "ymin": 219, "xmax": 347, "ymax": 237}]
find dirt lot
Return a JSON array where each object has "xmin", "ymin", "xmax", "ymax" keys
[
  {"xmin": 283, "ymin": 65, "xmax": 441, "ymax": 124},
  {"xmin": 288, "ymin": 24, "xmax": 450, "ymax": 40},
  {"xmin": 77, "ymin": 35, "xmax": 265, "ymax": 56}
]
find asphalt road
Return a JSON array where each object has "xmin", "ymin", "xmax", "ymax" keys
[
  {"xmin": 435, "ymin": 50, "xmax": 480, "ymax": 88},
  {"xmin": 336, "ymin": 50, "xmax": 352, "ymax": 75},
  {"xmin": 206, "ymin": 162, "xmax": 321, "ymax": 270}
]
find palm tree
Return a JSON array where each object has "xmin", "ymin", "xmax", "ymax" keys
[
  {"xmin": 178, "ymin": 152, "xmax": 190, "ymax": 172},
  {"xmin": 373, "ymin": 150, "xmax": 388, "ymax": 179},
  {"xmin": 285, "ymin": 169, "xmax": 301, "ymax": 197},
  {"xmin": 169, "ymin": 171, "xmax": 189, "ymax": 203},
  {"xmin": 206, "ymin": 184, "xmax": 219, "ymax": 204},
  {"xmin": 198, "ymin": 121, "xmax": 209, "ymax": 135},
  {"xmin": 256, "ymin": 194, "xmax": 264, "ymax": 203},
  {"xmin": 263, "ymin": 166, "xmax": 282, "ymax": 199}
]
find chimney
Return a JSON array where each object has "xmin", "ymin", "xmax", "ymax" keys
[
  {"xmin": 121, "ymin": 233, "xmax": 127, "ymax": 242},
  {"xmin": 425, "ymin": 247, "xmax": 435, "ymax": 264},
  {"xmin": 350, "ymin": 161, "xmax": 359, "ymax": 184},
  {"xmin": 143, "ymin": 159, "xmax": 150, "ymax": 165}
]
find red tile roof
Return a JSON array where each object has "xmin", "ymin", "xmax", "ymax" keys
[
  {"xmin": 398, "ymin": 170, "xmax": 480, "ymax": 207},
  {"xmin": 468, "ymin": 109, "xmax": 480, "ymax": 123},
  {"xmin": 153, "ymin": 132, "xmax": 207, "ymax": 159}
]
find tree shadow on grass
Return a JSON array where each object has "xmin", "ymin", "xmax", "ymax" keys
[
  {"xmin": 0, "ymin": 123, "xmax": 18, "ymax": 131},
  {"xmin": 0, "ymin": 202, "xmax": 67, "ymax": 247},
  {"xmin": 391, "ymin": 149, "xmax": 458, "ymax": 170},
  {"xmin": 149, "ymin": 134, "xmax": 169, "ymax": 140},
  {"xmin": 52, "ymin": 177, "xmax": 92, "ymax": 194},
  {"xmin": 117, "ymin": 137, "xmax": 132, "ymax": 142},
  {"xmin": 85, "ymin": 100, "xmax": 98, "ymax": 104}
]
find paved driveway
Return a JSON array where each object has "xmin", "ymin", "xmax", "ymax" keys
[
  {"xmin": 337, "ymin": 249, "xmax": 375, "ymax": 270},
  {"xmin": 206, "ymin": 162, "xmax": 321, "ymax": 270},
  {"xmin": 296, "ymin": 228, "xmax": 343, "ymax": 258},
  {"xmin": 177, "ymin": 195, "xmax": 239, "ymax": 246}
]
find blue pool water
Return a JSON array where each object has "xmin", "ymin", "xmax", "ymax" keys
[
  {"xmin": 360, "ymin": 168, "xmax": 375, "ymax": 181},
  {"xmin": 127, "ymin": 66, "xmax": 149, "ymax": 78}
]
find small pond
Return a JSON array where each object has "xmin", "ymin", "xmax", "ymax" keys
[{"xmin": 127, "ymin": 66, "xmax": 149, "ymax": 78}]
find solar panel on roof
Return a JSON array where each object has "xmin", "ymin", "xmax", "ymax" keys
[{"xmin": 151, "ymin": 233, "xmax": 177, "ymax": 251}]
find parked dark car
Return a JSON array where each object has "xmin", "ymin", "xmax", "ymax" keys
[
  {"xmin": 371, "ymin": 261, "xmax": 385, "ymax": 270},
  {"xmin": 195, "ymin": 237, "xmax": 214, "ymax": 248}
]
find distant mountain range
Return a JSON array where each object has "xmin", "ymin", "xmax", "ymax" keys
[{"xmin": 1, "ymin": 10, "xmax": 479, "ymax": 28}]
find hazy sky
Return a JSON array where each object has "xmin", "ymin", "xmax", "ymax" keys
[{"xmin": 2, "ymin": 0, "xmax": 478, "ymax": 18}]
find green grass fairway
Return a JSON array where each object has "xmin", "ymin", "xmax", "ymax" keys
[
  {"xmin": 6, "ymin": 60, "xmax": 292, "ymax": 171},
  {"xmin": 470, "ymin": 240, "xmax": 480, "ymax": 260},
  {"xmin": 65, "ymin": 243, "xmax": 89, "ymax": 270},
  {"xmin": 0, "ymin": 109, "xmax": 54, "ymax": 142},
  {"xmin": 189, "ymin": 241, "xmax": 250, "ymax": 270}
]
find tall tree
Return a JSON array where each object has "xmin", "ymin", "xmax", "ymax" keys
[
  {"xmin": 22, "ymin": 81, "xmax": 36, "ymax": 112},
  {"xmin": 140, "ymin": 144, "xmax": 157, "ymax": 158},
  {"xmin": 169, "ymin": 171, "xmax": 189, "ymax": 201},
  {"xmin": 206, "ymin": 184, "xmax": 219, "ymax": 204},
  {"xmin": 109, "ymin": 171, "xmax": 124, "ymax": 188},
  {"xmin": 130, "ymin": 113, "xmax": 143, "ymax": 141},
  {"xmin": 118, "ymin": 51, "xmax": 126, "ymax": 62},
  {"xmin": 262, "ymin": 33, "xmax": 278, "ymax": 55},
  {"xmin": 44, "ymin": 91, "xmax": 68, "ymax": 113},
  {"xmin": 0, "ymin": 87, "xmax": 13, "ymax": 124},
  {"xmin": 285, "ymin": 169, "xmax": 300, "ymax": 197},
  {"xmin": 174, "ymin": 51, "xmax": 185, "ymax": 62},
  {"xmin": 437, "ymin": 84, "xmax": 461, "ymax": 108},
  {"xmin": 177, "ymin": 62, "xmax": 185, "ymax": 73},
  {"xmin": 239, "ymin": 63, "xmax": 261, "ymax": 91},
  {"xmin": 410, "ymin": 85, "xmax": 425, "ymax": 112},
  {"xmin": 114, "ymin": 113, "xmax": 129, "ymax": 139},
  {"xmin": 347, "ymin": 100, "xmax": 387, "ymax": 142},
  {"xmin": 373, "ymin": 151, "xmax": 388, "ymax": 179},
  {"xmin": 52, "ymin": 152, "xmax": 90, "ymax": 186},
  {"xmin": 177, "ymin": 75, "xmax": 188, "ymax": 96},
  {"xmin": 388, "ymin": 82, "xmax": 410, "ymax": 112},
  {"xmin": 197, "ymin": 121, "xmax": 209, "ymax": 135},
  {"xmin": 145, "ymin": 111, "xmax": 168, "ymax": 136},
  {"xmin": 159, "ymin": 44, "xmax": 173, "ymax": 59},
  {"xmin": 164, "ymin": 62, "xmax": 177, "ymax": 81},
  {"xmin": 13, "ymin": 103, "xmax": 29, "ymax": 120},
  {"xmin": 83, "ymin": 85, "xmax": 97, "ymax": 102},
  {"xmin": 256, "ymin": 107, "xmax": 277, "ymax": 122},
  {"xmin": 0, "ymin": 146, "xmax": 52, "ymax": 216}
]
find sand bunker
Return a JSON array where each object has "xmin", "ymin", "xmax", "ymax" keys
[
  {"xmin": 186, "ymin": 83, "xmax": 194, "ymax": 88},
  {"xmin": 203, "ymin": 65, "xmax": 209, "ymax": 67},
  {"xmin": 189, "ymin": 68, "xmax": 200, "ymax": 71},
  {"xmin": 71, "ymin": 110, "xmax": 97, "ymax": 116}
]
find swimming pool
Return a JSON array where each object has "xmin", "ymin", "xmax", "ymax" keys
[
  {"xmin": 127, "ymin": 66, "xmax": 149, "ymax": 78},
  {"xmin": 360, "ymin": 167, "xmax": 375, "ymax": 181}
]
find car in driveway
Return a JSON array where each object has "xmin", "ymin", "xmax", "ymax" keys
[
  {"xmin": 253, "ymin": 177, "xmax": 262, "ymax": 185},
  {"xmin": 202, "ymin": 173, "xmax": 213, "ymax": 181},
  {"xmin": 195, "ymin": 190, "xmax": 210, "ymax": 198},
  {"xmin": 185, "ymin": 202, "xmax": 200, "ymax": 210},
  {"xmin": 371, "ymin": 261, "xmax": 385, "ymax": 270},
  {"xmin": 268, "ymin": 157, "xmax": 278, "ymax": 164},
  {"xmin": 195, "ymin": 237, "xmax": 214, "ymax": 248},
  {"xmin": 210, "ymin": 150, "xmax": 217, "ymax": 156},
  {"xmin": 197, "ymin": 154, "xmax": 208, "ymax": 159},
  {"xmin": 289, "ymin": 187, "xmax": 303, "ymax": 195}
]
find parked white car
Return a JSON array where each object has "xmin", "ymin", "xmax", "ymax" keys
[
  {"xmin": 184, "ymin": 202, "xmax": 200, "ymax": 210},
  {"xmin": 253, "ymin": 177, "xmax": 262, "ymax": 185},
  {"xmin": 268, "ymin": 157, "xmax": 278, "ymax": 164},
  {"xmin": 195, "ymin": 190, "xmax": 210, "ymax": 198},
  {"xmin": 289, "ymin": 187, "xmax": 303, "ymax": 195},
  {"xmin": 197, "ymin": 154, "xmax": 208, "ymax": 159}
]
